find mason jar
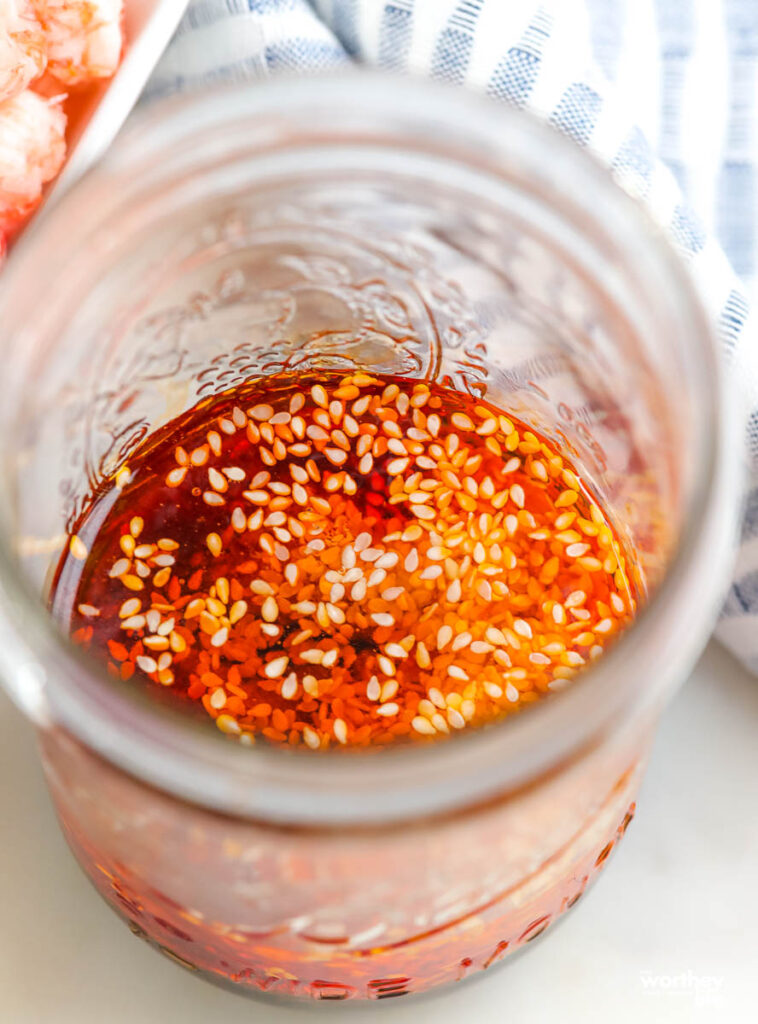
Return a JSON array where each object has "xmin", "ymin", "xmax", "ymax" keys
[{"xmin": 0, "ymin": 73, "xmax": 739, "ymax": 1001}]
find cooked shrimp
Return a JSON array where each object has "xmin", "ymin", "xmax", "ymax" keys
[
  {"xmin": 0, "ymin": 0, "xmax": 47, "ymax": 103},
  {"xmin": 0, "ymin": 88, "xmax": 65, "ymax": 235},
  {"xmin": 32, "ymin": 0, "xmax": 122, "ymax": 85}
]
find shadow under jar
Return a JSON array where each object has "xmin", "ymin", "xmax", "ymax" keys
[{"xmin": 0, "ymin": 74, "xmax": 740, "ymax": 1001}]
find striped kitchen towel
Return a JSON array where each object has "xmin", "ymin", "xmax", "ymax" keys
[{"xmin": 147, "ymin": 0, "xmax": 758, "ymax": 672}]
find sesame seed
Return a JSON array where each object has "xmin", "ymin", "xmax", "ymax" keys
[
  {"xmin": 366, "ymin": 676, "xmax": 381, "ymax": 701},
  {"xmin": 380, "ymin": 679, "xmax": 399, "ymax": 702},
  {"xmin": 404, "ymin": 549, "xmax": 420, "ymax": 572},
  {"xmin": 279, "ymin": 673, "xmax": 297, "ymax": 700},
  {"xmin": 555, "ymin": 489, "xmax": 579, "ymax": 507},
  {"xmin": 412, "ymin": 716, "xmax": 436, "ymax": 736},
  {"xmin": 249, "ymin": 404, "xmax": 274, "ymax": 421},
  {"xmin": 158, "ymin": 618, "xmax": 176, "ymax": 639},
  {"xmin": 156, "ymin": 652, "xmax": 173, "ymax": 672},
  {"xmin": 424, "ymin": 687, "xmax": 443, "ymax": 709},
  {"xmin": 437, "ymin": 624, "xmax": 453, "ymax": 650},
  {"xmin": 461, "ymin": 699, "xmax": 476, "ymax": 721},
  {"xmin": 387, "ymin": 457, "xmax": 410, "ymax": 475},
  {"xmin": 217, "ymin": 715, "xmax": 242, "ymax": 735},
  {"xmin": 332, "ymin": 718, "xmax": 348, "ymax": 744},
  {"xmin": 121, "ymin": 615, "xmax": 145, "ymax": 630},
  {"xmin": 447, "ymin": 708, "xmax": 465, "ymax": 729},
  {"xmin": 566, "ymin": 542, "xmax": 590, "ymax": 558},
  {"xmin": 265, "ymin": 656, "xmax": 289, "ymax": 678},
  {"xmin": 166, "ymin": 467, "xmax": 187, "ymax": 487},
  {"xmin": 69, "ymin": 535, "xmax": 88, "ymax": 560},
  {"xmin": 420, "ymin": 566, "xmax": 443, "ymax": 580},
  {"xmin": 211, "ymin": 627, "xmax": 228, "ymax": 647},
  {"xmin": 208, "ymin": 467, "xmax": 227, "ymax": 492},
  {"xmin": 325, "ymin": 603, "xmax": 345, "ymax": 625},
  {"xmin": 118, "ymin": 598, "xmax": 142, "ymax": 619},
  {"xmin": 451, "ymin": 631, "xmax": 472, "ymax": 652},
  {"xmin": 377, "ymin": 655, "xmax": 395, "ymax": 676},
  {"xmin": 303, "ymin": 726, "xmax": 321, "ymax": 749},
  {"xmin": 206, "ymin": 687, "xmax": 225, "ymax": 710},
  {"xmin": 170, "ymin": 632, "xmax": 186, "ymax": 653}
]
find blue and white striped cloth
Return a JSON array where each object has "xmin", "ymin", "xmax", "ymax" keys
[{"xmin": 146, "ymin": 0, "xmax": 758, "ymax": 672}]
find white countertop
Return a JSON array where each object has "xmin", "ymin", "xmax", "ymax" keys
[{"xmin": 1, "ymin": 641, "xmax": 755, "ymax": 1023}]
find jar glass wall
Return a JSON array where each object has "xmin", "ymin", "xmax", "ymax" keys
[{"xmin": 0, "ymin": 74, "xmax": 739, "ymax": 1000}]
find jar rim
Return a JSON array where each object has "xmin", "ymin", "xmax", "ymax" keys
[{"xmin": 0, "ymin": 71, "xmax": 741, "ymax": 825}]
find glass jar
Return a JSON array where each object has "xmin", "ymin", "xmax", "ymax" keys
[{"xmin": 0, "ymin": 73, "xmax": 740, "ymax": 1001}]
